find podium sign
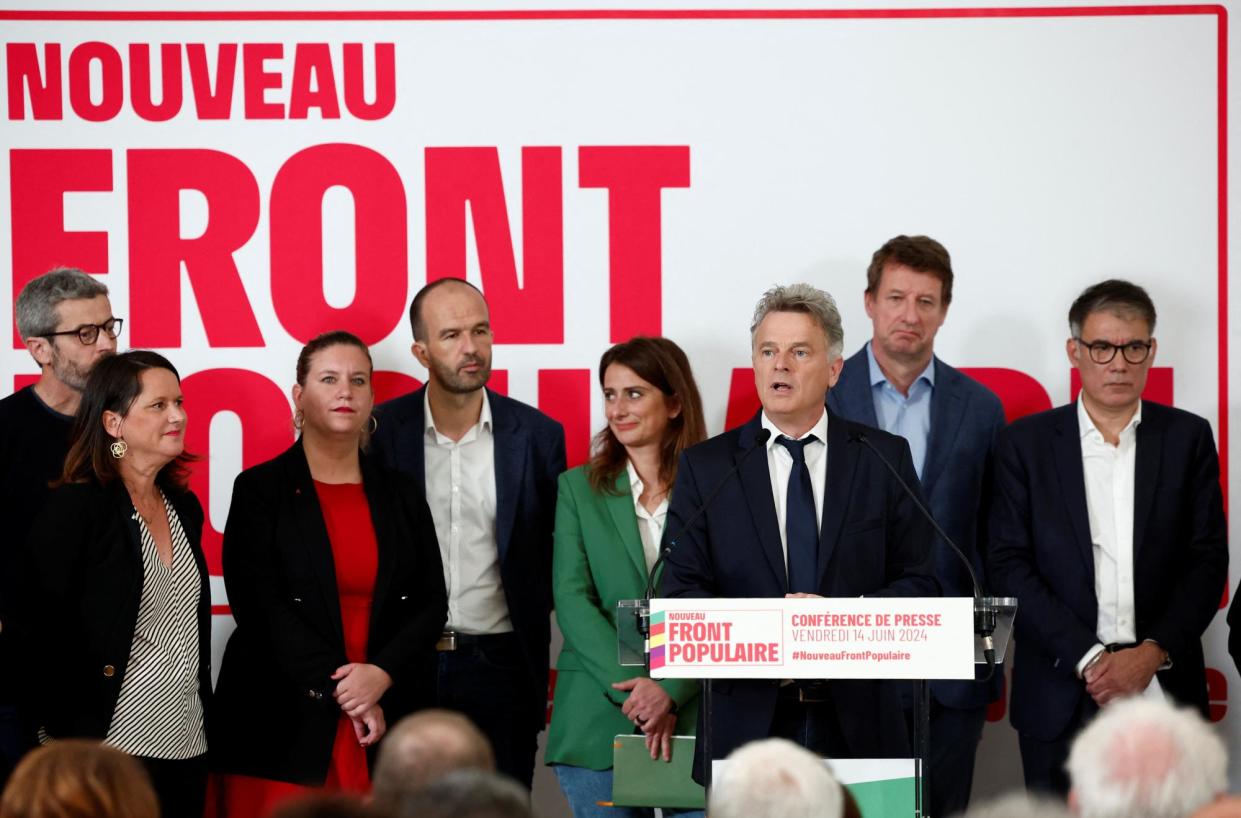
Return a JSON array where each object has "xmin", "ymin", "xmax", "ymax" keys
[{"xmin": 648, "ymin": 597, "xmax": 973, "ymax": 680}]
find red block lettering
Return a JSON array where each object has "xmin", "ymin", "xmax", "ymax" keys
[
  {"xmin": 187, "ymin": 44, "xmax": 238, "ymax": 119},
  {"xmin": 725, "ymin": 368, "xmax": 761, "ymax": 431},
  {"xmin": 9, "ymin": 149, "xmax": 112, "ymax": 346},
  {"xmin": 986, "ymin": 671, "xmax": 1008, "ymax": 722},
  {"xmin": 6, "ymin": 43, "xmax": 62, "ymax": 120},
  {"xmin": 68, "ymin": 42, "xmax": 123, "ymax": 122},
  {"xmin": 373, "ymin": 371, "xmax": 422, "ymax": 406},
  {"xmin": 343, "ymin": 43, "xmax": 395, "ymax": 120},
  {"xmin": 129, "ymin": 44, "xmax": 183, "ymax": 122},
  {"xmin": 243, "ymin": 43, "xmax": 284, "ymax": 119},
  {"xmin": 425, "ymin": 147, "xmax": 564, "ymax": 344},
  {"xmin": 270, "ymin": 144, "xmax": 407, "ymax": 344},
  {"xmin": 538, "ymin": 369, "xmax": 590, "ymax": 468},
  {"xmin": 579, "ymin": 146, "xmax": 690, "ymax": 342},
  {"xmin": 289, "ymin": 44, "xmax": 340, "ymax": 119},
  {"xmin": 127, "ymin": 149, "xmax": 263, "ymax": 347},
  {"xmin": 959, "ymin": 368, "xmax": 1053, "ymax": 424},
  {"xmin": 182, "ymin": 368, "xmax": 293, "ymax": 575},
  {"xmin": 13, "ymin": 374, "xmax": 38, "ymax": 392}
]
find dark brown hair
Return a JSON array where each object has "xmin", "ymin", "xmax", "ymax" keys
[
  {"xmin": 866, "ymin": 235, "xmax": 954, "ymax": 306},
  {"xmin": 408, "ymin": 278, "xmax": 485, "ymax": 342},
  {"xmin": 296, "ymin": 330, "xmax": 374, "ymax": 386},
  {"xmin": 59, "ymin": 350, "xmax": 194, "ymax": 491},
  {"xmin": 586, "ymin": 337, "xmax": 706, "ymax": 495},
  {"xmin": 1068, "ymin": 279, "xmax": 1157, "ymax": 338},
  {"xmin": 0, "ymin": 739, "xmax": 158, "ymax": 818}
]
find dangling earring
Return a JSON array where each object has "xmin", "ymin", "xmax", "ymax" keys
[
  {"xmin": 369, "ymin": 415, "xmax": 378, "ymax": 434},
  {"xmin": 293, "ymin": 410, "xmax": 304, "ymax": 431},
  {"xmin": 110, "ymin": 439, "xmax": 128, "ymax": 459}
]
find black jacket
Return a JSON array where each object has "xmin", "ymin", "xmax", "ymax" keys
[
  {"xmin": 19, "ymin": 480, "xmax": 211, "ymax": 741},
  {"xmin": 209, "ymin": 441, "xmax": 447, "ymax": 784}
]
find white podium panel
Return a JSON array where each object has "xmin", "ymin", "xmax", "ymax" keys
[{"xmin": 649, "ymin": 597, "xmax": 973, "ymax": 680}]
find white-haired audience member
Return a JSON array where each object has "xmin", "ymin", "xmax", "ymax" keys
[
  {"xmin": 1066, "ymin": 697, "xmax": 1227, "ymax": 818},
  {"xmin": 709, "ymin": 738, "xmax": 845, "ymax": 818},
  {"xmin": 959, "ymin": 793, "xmax": 1072, "ymax": 818}
]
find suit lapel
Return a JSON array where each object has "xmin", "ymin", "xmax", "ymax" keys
[
  {"xmin": 403, "ymin": 387, "xmax": 429, "ymax": 488},
  {"xmin": 286, "ymin": 442, "xmax": 345, "ymax": 642},
  {"xmin": 1132, "ymin": 402, "xmax": 1161, "ymax": 562},
  {"xmin": 921, "ymin": 359, "xmax": 964, "ymax": 496},
  {"xmin": 491, "ymin": 391, "xmax": 527, "ymax": 567},
  {"xmin": 830, "ymin": 348, "xmax": 880, "ymax": 428},
  {"xmin": 604, "ymin": 470, "xmax": 650, "ymax": 582},
  {"xmin": 818, "ymin": 409, "xmax": 859, "ymax": 586},
  {"xmin": 1051, "ymin": 408, "xmax": 1096, "ymax": 581},
  {"xmin": 736, "ymin": 417, "xmax": 788, "ymax": 591}
]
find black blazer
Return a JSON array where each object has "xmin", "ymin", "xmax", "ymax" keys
[
  {"xmin": 372, "ymin": 386, "xmax": 566, "ymax": 732},
  {"xmin": 210, "ymin": 441, "xmax": 447, "ymax": 785},
  {"xmin": 19, "ymin": 480, "xmax": 211, "ymax": 741},
  {"xmin": 988, "ymin": 401, "xmax": 1228, "ymax": 741},
  {"xmin": 660, "ymin": 410, "xmax": 939, "ymax": 778}
]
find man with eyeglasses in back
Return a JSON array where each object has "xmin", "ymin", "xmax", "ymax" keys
[
  {"xmin": 987, "ymin": 279, "xmax": 1227, "ymax": 799},
  {"xmin": 0, "ymin": 267, "xmax": 121, "ymax": 785}
]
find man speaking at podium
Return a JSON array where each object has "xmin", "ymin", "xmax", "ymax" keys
[{"xmin": 661, "ymin": 283, "xmax": 939, "ymax": 781}]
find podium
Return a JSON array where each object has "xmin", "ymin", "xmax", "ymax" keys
[{"xmin": 617, "ymin": 596, "xmax": 1016, "ymax": 818}]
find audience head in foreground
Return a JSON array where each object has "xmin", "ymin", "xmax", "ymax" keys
[
  {"xmin": 959, "ymin": 793, "xmax": 1073, "ymax": 818},
  {"xmin": 371, "ymin": 709, "xmax": 496, "ymax": 808},
  {"xmin": 709, "ymin": 737, "xmax": 845, "ymax": 818},
  {"xmin": 1067, "ymin": 697, "xmax": 1226, "ymax": 818},
  {"xmin": 391, "ymin": 769, "xmax": 532, "ymax": 818},
  {"xmin": 0, "ymin": 740, "xmax": 158, "ymax": 818}
]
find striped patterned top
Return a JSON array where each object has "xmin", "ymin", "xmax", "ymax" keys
[{"xmin": 104, "ymin": 492, "xmax": 207, "ymax": 759}]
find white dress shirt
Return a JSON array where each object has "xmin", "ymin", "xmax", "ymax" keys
[
  {"xmin": 761, "ymin": 409, "xmax": 828, "ymax": 572},
  {"xmin": 627, "ymin": 461, "xmax": 668, "ymax": 572},
  {"xmin": 424, "ymin": 390, "xmax": 513, "ymax": 634},
  {"xmin": 1075, "ymin": 398, "xmax": 1163, "ymax": 699}
]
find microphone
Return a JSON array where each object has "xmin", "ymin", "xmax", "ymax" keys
[
  {"xmin": 641, "ymin": 427, "xmax": 772, "ymax": 611},
  {"xmin": 847, "ymin": 429, "xmax": 998, "ymax": 681}
]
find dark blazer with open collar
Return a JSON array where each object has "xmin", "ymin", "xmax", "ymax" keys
[
  {"xmin": 371, "ymin": 386, "xmax": 566, "ymax": 732},
  {"xmin": 987, "ymin": 401, "xmax": 1227, "ymax": 741},
  {"xmin": 828, "ymin": 347, "xmax": 1007, "ymax": 708},
  {"xmin": 20, "ymin": 479, "xmax": 211, "ymax": 742},
  {"xmin": 209, "ymin": 439, "xmax": 447, "ymax": 784},
  {"xmin": 660, "ymin": 409, "xmax": 939, "ymax": 778}
]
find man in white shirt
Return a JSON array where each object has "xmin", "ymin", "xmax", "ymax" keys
[
  {"xmin": 372, "ymin": 279, "xmax": 566, "ymax": 789},
  {"xmin": 988, "ymin": 279, "xmax": 1227, "ymax": 797},
  {"xmin": 662, "ymin": 283, "xmax": 938, "ymax": 782}
]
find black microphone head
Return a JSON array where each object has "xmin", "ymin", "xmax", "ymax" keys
[{"xmin": 754, "ymin": 428, "xmax": 772, "ymax": 445}]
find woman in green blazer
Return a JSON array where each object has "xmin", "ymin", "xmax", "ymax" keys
[{"xmin": 546, "ymin": 337, "xmax": 707, "ymax": 818}]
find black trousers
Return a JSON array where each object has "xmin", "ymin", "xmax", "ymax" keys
[
  {"xmin": 435, "ymin": 633, "xmax": 540, "ymax": 789},
  {"xmin": 139, "ymin": 753, "xmax": 208, "ymax": 818}
]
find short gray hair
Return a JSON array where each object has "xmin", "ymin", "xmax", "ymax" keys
[
  {"xmin": 372, "ymin": 710, "xmax": 495, "ymax": 808},
  {"xmin": 750, "ymin": 283, "xmax": 844, "ymax": 359},
  {"xmin": 392, "ymin": 769, "xmax": 531, "ymax": 818},
  {"xmin": 961, "ymin": 792, "xmax": 1073, "ymax": 818},
  {"xmin": 15, "ymin": 267, "xmax": 108, "ymax": 341},
  {"xmin": 710, "ymin": 738, "xmax": 845, "ymax": 818},
  {"xmin": 1067, "ymin": 697, "xmax": 1227, "ymax": 818}
]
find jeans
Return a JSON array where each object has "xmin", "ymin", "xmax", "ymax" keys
[{"xmin": 552, "ymin": 764, "xmax": 704, "ymax": 818}]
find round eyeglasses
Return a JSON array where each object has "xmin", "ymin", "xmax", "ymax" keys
[{"xmin": 41, "ymin": 317, "xmax": 124, "ymax": 345}]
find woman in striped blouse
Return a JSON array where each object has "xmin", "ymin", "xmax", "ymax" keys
[{"xmin": 20, "ymin": 351, "xmax": 211, "ymax": 817}]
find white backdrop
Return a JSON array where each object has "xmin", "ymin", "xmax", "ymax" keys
[{"xmin": 0, "ymin": 1, "xmax": 1234, "ymax": 812}]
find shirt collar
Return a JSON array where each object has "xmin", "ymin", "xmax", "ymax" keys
[
  {"xmin": 626, "ymin": 460, "xmax": 644, "ymax": 499},
  {"xmin": 1077, "ymin": 396, "xmax": 1142, "ymax": 442},
  {"xmin": 865, "ymin": 341, "xmax": 936, "ymax": 390},
  {"xmin": 761, "ymin": 407, "xmax": 829, "ymax": 451},
  {"xmin": 424, "ymin": 388, "xmax": 493, "ymax": 438}
]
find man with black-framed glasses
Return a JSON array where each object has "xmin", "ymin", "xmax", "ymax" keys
[
  {"xmin": 0, "ymin": 266, "xmax": 122, "ymax": 786},
  {"xmin": 987, "ymin": 279, "xmax": 1227, "ymax": 799}
]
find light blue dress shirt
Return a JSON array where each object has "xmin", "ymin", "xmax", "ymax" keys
[{"xmin": 866, "ymin": 341, "xmax": 935, "ymax": 479}]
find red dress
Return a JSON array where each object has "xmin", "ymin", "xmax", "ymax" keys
[{"xmin": 216, "ymin": 481, "xmax": 379, "ymax": 818}]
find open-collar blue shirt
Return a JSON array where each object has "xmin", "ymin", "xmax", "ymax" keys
[{"xmin": 866, "ymin": 341, "xmax": 935, "ymax": 479}]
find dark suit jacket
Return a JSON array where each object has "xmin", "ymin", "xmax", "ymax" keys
[
  {"xmin": 19, "ymin": 480, "xmax": 211, "ymax": 741},
  {"xmin": 988, "ymin": 401, "xmax": 1227, "ymax": 741},
  {"xmin": 371, "ymin": 386, "xmax": 566, "ymax": 731},
  {"xmin": 660, "ymin": 409, "xmax": 939, "ymax": 776},
  {"xmin": 210, "ymin": 441, "xmax": 447, "ymax": 784},
  {"xmin": 828, "ymin": 348, "xmax": 1006, "ymax": 708}
]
